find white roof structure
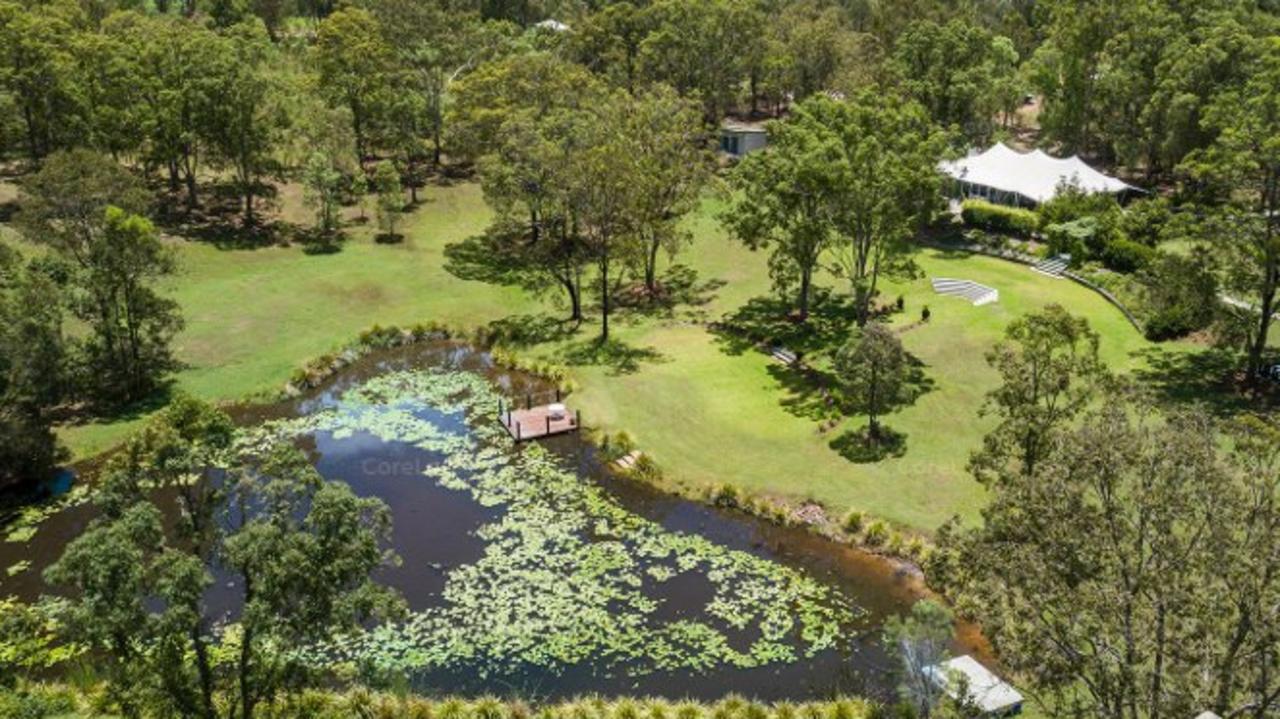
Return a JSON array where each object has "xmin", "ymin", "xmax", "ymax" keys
[
  {"xmin": 534, "ymin": 19, "xmax": 570, "ymax": 32},
  {"xmin": 925, "ymin": 655, "xmax": 1025, "ymax": 715},
  {"xmin": 940, "ymin": 143, "xmax": 1136, "ymax": 205}
]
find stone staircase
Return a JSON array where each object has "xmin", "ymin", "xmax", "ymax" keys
[
  {"xmin": 931, "ymin": 278, "xmax": 1000, "ymax": 306},
  {"xmin": 1031, "ymin": 254, "xmax": 1071, "ymax": 278}
]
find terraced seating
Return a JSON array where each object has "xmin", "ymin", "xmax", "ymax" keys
[
  {"xmin": 1032, "ymin": 254, "xmax": 1071, "ymax": 278},
  {"xmin": 931, "ymin": 277, "xmax": 1000, "ymax": 306}
]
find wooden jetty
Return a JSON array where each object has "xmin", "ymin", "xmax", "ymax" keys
[{"xmin": 498, "ymin": 393, "xmax": 581, "ymax": 442}]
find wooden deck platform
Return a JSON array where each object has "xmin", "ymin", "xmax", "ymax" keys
[{"xmin": 498, "ymin": 402, "xmax": 581, "ymax": 442}]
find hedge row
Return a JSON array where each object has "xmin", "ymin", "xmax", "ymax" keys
[
  {"xmin": 0, "ymin": 684, "xmax": 879, "ymax": 719},
  {"xmin": 959, "ymin": 199, "xmax": 1039, "ymax": 236}
]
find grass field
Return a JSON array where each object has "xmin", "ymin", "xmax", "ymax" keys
[{"xmin": 35, "ymin": 180, "xmax": 1184, "ymax": 533}]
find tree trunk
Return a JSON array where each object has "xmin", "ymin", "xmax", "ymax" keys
[
  {"xmin": 22, "ymin": 104, "xmax": 41, "ymax": 162},
  {"xmin": 183, "ymin": 152, "xmax": 198, "ymax": 211},
  {"xmin": 352, "ymin": 101, "xmax": 365, "ymax": 162},
  {"xmin": 409, "ymin": 158, "xmax": 419, "ymax": 204},
  {"xmin": 1249, "ymin": 280, "xmax": 1275, "ymax": 382},
  {"xmin": 797, "ymin": 265, "xmax": 812, "ymax": 321},
  {"xmin": 191, "ymin": 624, "xmax": 216, "ymax": 719},
  {"xmin": 239, "ymin": 579, "xmax": 256, "ymax": 719},
  {"xmin": 599, "ymin": 248, "xmax": 611, "ymax": 342},
  {"xmin": 563, "ymin": 275, "xmax": 582, "ymax": 323},
  {"xmin": 645, "ymin": 233, "xmax": 661, "ymax": 297}
]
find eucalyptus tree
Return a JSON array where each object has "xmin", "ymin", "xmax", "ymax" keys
[
  {"xmin": 570, "ymin": 1, "xmax": 653, "ymax": 93},
  {"xmin": 637, "ymin": 0, "xmax": 756, "ymax": 121},
  {"xmin": 315, "ymin": 6, "xmax": 395, "ymax": 161},
  {"xmin": 883, "ymin": 600, "xmax": 954, "ymax": 719},
  {"xmin": 968, "ymin": 304, "xmax": 1104, "ymax": 484},
  {"xmin": 834, "ymin": 322, "xmax": 909, "ymax": 444},
  {"xmin": 1025, "ymin": 0, "xmax": 1123, "ymax": 155},
  {"xmin": 368, "ymin": 0, "xmax": 515, "ymax": 170},
  {"xmin": 46, "ymin": 400, "xmax": 404, "ymax": 719},
  {"xmin": 890, "ymin": 18, "xmax": 1019, "ymax": 145},
  {"xmin": 17, "ymin": 150, "xmax": 180, "ymax": 405},
  {"xmin": 448, "ymin": 54, "xmax": 605, "ymax": 323},
  {"xmin": 73, "ymin": 18, "xmax": 147, "ymax": 160},
  {"xmin": 820, "ymin": 92, "xmax": 944, "ymax": 326},
  {"xmin": 0, "ymin": 0, "xmax": 84, "ymax": 161},
  {"xmin": 566, "ymin": 92, "xmax": 640, "ymax": 342},
  {"xmin": 771, "ymin": 0, "xmax": 855, "ymax": 103},
  {"xmin": 128, "ymin": 16, "xmax": 225, "ymax": 209},
  {"xmin": 200, "ymin": 21, "xmax": 287, "ymax": 225},
  {"xmin": 620, "ymin": 85, "xmax": 713, "ymax": 298},
  {"xmin": 937, "ymin": 397, "xmax": 1280, "ymax": 719},
  {"xmin": 372, "ymin": 159, "xmax": 403, "ymax": 239},
  {"xmin": 1145, "ymin": 13, "xmax": 1264, "ymax": 177},
  {"xmin": 301, "ymin": 150, "xmax": 345, "ymax": 237},
  {"xmin": 722, "ymin": 108, "xmax": 841, "ymax": 321},
  {"xmin": 0, "ymin": 245, "xmax": 66, "ymax": 493},
  {"xmin": 1180, "ymin": 35, "xmax": 1280, "ymax": 384}
]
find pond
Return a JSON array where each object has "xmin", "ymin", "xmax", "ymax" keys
[{"xmin": 0, "ymin": 341, "xmax": 988, "ymax": 702}]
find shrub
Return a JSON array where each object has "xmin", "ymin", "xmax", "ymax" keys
[
  {"xmin": 960, "ymin": 199, "xmax": 1039, "ymax": 235},
  {"xmin": 842, "ymin": 509, "xmax": 865, "ymax": 534},
  {"xmin": 1139, "ymin": 250, "xmax": 1219, "ymax": 341},
  {"xmin": 1120, "ymin": 197, "xmax": 1173, "ymax": 246},
  {"xmin": 905, "ymin": 536, "xmax": 928, "ymax": 563},
  {"xmin": 1043, "ymin": 217, "xmax": 1097, "ymax": 259},
  {"xmin": 0, "ymin": 684, "xmax": 76, "ymax": 719},
  {"xmin": 1037, "ymin": 184, "xmax": 1120, "ymax": 227},
  {"xmin": 1100, "ymin": 238, "xmax": 1156, "ymax": 273},
  {"xmin": 885, "ymin": 531, "xmax": 906, "ymax": 556},
  {"xmin": 709, "ymin": 483, "xmax": 743, "ymax": 509},
  {"xmin": 862, "ymin": 520, "xmax": 889, "ymax": 547}
]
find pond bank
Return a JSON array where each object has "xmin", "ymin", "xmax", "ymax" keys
[{"xmin": 1, "ymin": 336, "xmax": 991, "ymax": 701}]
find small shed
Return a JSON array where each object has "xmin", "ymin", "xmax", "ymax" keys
[
  {"xmin": 940, "ymin": 143, "xmax": 1137, "ymax": 207},
  {"xmin": 719, "ymin": 120, "xmax": 768, "ymax": 158},
  {"xmin": 925, "ymin": 655, "xmax": 1024, "ymax": 716}
]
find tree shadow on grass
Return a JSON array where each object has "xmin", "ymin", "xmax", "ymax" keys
[
  {"xmin": 557, "ymin": 337, "xmax": 667, "ymax": 376},
  {"xmin": 1130, "ymin": 345, "xmax": 1261, "ymax": 417},
  {"xmin": 766, "ymin": 349, "xmax": 936, "ymax": 425},
  {"xmin": 153, "ymin": 181, "xmax": 296, "ymax": 250},
  {"xmin": 828, "ymin": 424, "xmax": 908, "ymax": 463},
  {"xmin": 486, "ymin": 313, "xmax": 580, "ymax": 348},
  {"xmin": 0, "ymin": 199, "xmax": 18, "ymax": 223},
  {"xmin": 442, "ymin": 229, "xmax": 532, "ymax": 287},
  {"xmin": 55, "ymin": 380, "xmax": 178, "ymax": 431},
  {"xmin": 614, "ymin": 264, "xmax": 728, "ymax": 323},
  {"xmin": 296, "ymin": 227, "xmax": 346, "ymax": 255},
  {"xmin": 711, "ymin": 289, "xmax": 859, "ymax": 360}
]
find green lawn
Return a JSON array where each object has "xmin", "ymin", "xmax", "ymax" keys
[{"xmin": 47, "ymin": 181, "xmax": 1180, "ymax": 532}]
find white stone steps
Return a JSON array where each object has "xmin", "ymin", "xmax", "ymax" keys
[
  {"xmin": 1031, "ymin": 254, "xmax": 1071, "ymax": 278},
  {"xmin": 932, "ymin": 278, "xmax": 999, "ymax": 306}
]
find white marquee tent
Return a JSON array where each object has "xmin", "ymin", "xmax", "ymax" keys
[{"xmin": 940, "ymin": 143, "xmax": 1137, "ymax": 206}]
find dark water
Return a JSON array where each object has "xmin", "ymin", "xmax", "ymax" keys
[{"xmin": 0, "ymin": 341, "xmax": 989, "ymax": 702}]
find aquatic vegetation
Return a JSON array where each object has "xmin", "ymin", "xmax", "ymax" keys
[
  {"xmin": 237, "ymin": 368, "xmax": 857, "ymax": 679},
  {"xmin": 2, "ymin": 484, "xmax": 90, "ymax": 545}
]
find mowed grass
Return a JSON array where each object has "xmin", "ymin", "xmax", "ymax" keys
[{"xmin": 46, "ymin": 181, "xmax": 1176, "ymax": 532}]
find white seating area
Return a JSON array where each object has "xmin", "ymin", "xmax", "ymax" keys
[
  {"xmin": 926, "ymin": 655, "xmax": 1024, "ymax": 716},
  {"xmin": 1031, "ymin": 254, "xmax": 1071, "ymax": 278},
  {"xmin": 932, "ymin": 278, "xmax": 999, "ymax": 306}
]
